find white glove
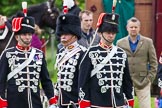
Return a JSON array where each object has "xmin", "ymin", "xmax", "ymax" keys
[
  {"xmin": 0, "ymin": 15, "xmax": 7, "ymax": 26},
  {"xmin": 123, "ymin": 105, "xmax": 133, "ymax": 108},
  {"xmin": 48, "ymin": 104, "xmax": 59, "ymax": 108}
]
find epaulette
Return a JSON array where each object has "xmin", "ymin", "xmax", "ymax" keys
[{"xmin": 159, "ymin": 52, "xmax": 162, "ymax": 64}]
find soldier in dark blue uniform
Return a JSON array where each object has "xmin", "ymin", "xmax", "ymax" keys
[
  {"xmin": 0, "ymin": 14, "xmax": 56, "ymax": 108},
  {"xmin": 53, "ymin": 13, "xmax": 86, "ymax": 108},
  {"xmin": 78, "ymin": 13, "xmax": 134, "ymax": 108}
]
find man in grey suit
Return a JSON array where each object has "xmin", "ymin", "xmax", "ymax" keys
[{"xmin": 117, "ymin": 17, "xmax": 158, "ymax": 108}]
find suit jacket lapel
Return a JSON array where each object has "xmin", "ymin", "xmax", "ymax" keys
[
  {"xmin": 134, "ymin": 36, "xmax": 144, "ymax": 54},
  {"xmin": 125, "ymin": 36, "xmax": 132, "ymax": 53}
]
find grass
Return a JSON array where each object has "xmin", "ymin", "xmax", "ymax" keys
[
  {"xmin": 134, "ymin": 96, "xmax": 156, "ymax": 108},
  {"xmin": 45, "ymin": 44, "xmax": 58, "ymax": 83}
]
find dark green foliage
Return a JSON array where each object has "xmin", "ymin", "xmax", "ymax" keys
[
  {"xmin": 0, "ymin": 0, "xmax": 45, "ymax": 16},
  {"xmin": 0, "ymin": 0, "xmax": 85, "ymax": 17}
]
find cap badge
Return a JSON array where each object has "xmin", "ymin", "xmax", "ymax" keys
[
  {"xmin": 62, "ymin": 16, "xmax": 66, "ymax": 20},
  {"xmin": 67, "ymin": 45, "xmax": 74, "ymax": 50},
  {"xmin": 26, "ymin": 19, "xmax": 29, "ymax": 24},
  {"xmin": 112, "ymin": 14, "xmax": 115, "ymax": 20}
]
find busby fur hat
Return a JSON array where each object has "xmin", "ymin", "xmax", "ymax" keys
[
  {"xmin": 12, "ymin": 16, "xmax": 35, "ymax": 35},
  {"xmin": 97, "ymin": 13, "xmax": 119, "ymax": 33},
  {"xmin": 56, "ymin": 13, "xmax": 81, "ymax": 40}
]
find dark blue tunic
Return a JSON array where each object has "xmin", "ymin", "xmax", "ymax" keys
[
  {"xmin": 0, "ymin": 47, "xmax": 54, "ymax": 108},
  {"xmin": 55, "ymin": 42, "xmax": 86, "ymax": 107},
  {"xmin": 78, "ymin": 45, "xmax": 133, "ymax": 107}
]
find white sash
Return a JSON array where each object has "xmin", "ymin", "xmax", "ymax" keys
[
  {"xmin": 58, "ymin": 48, "xmax": 81, "ymax": 67},
  {"xmin": 91, "ymin": 46, "xmax": 117, "ymax": 77},
  {"xmin": 7, "ymin": 48, "xmax": 36, "ymax": 81}
]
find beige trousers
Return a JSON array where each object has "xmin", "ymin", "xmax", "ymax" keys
[{"xmin": 135, "ymin": 82, "xmax": 151, "ymax": 108}]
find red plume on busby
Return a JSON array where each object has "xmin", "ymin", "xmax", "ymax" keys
[
  {"xmin": 96, "ymin": 13, "xmax": 106, "ymax": 28},
  {"xmin": 12, "ymin": 1, "xmax": 35, "ymax": 35}
]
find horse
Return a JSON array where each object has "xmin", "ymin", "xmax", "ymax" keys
[
  {"xmin": 27, "ymin": 0, "xmax": 59, "ymax": 30},
  {"xmin": 0, "ymin": 0, "xmax": 60, "ymax": 55}
]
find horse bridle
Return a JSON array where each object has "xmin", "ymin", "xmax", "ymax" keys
[
  {"xmin": 46, "ymin": 0, "xmax": 56, "ymax": 19},
  {"xmin": 0, "ymin": 31, "xmax": 14, "ymax": 59}
]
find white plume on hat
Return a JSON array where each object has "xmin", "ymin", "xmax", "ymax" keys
[{"xmin": 63, "ymin": 0, "xmax": 75, "ymax": 9}]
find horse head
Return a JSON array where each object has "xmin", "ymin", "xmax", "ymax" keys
[
  {"xmin": 27, "ymin": 0, "xmax": 60, "ymax": 30},
  {"xmin": 42, "ymin": 0, "xmax": 60, "ymax": 30},
  {"xmin": 0, "ymin": 1, "xmax": 60, "ymax": 56}
]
